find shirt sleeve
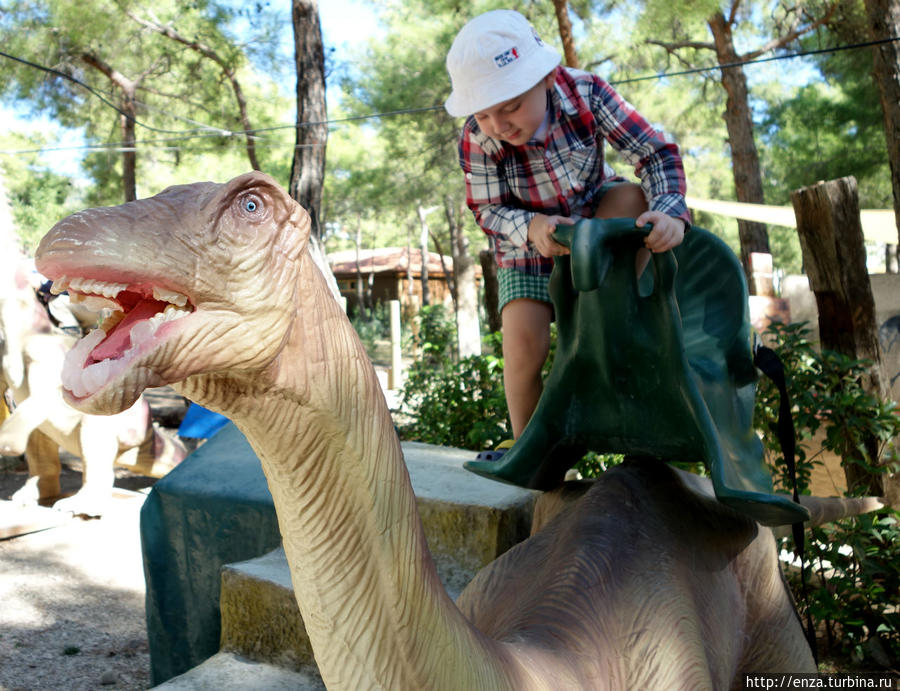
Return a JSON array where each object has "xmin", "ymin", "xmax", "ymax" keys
[
  {"xmin": 458, "ymin": 123, "xmax": 535, "ymax": 250},
  {"xmin": 590, "ymin": 78, "xmax": 691, "ymax": 226}
]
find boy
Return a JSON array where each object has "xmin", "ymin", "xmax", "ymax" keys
[{"xmin": 444, "ymin": 9, "xmax": 691, "ymax": 448}]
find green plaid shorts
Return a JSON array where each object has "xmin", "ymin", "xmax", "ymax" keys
[
  {"xmin": 496, "ymin": 179, "xmax": 629, "ymax": 314},
  {"xmin": 498, "ymin": 267, "xmax": 551, "ymax": 313}
]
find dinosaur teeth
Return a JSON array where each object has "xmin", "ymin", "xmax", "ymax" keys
[
  {"xmin": 70, "ymin": 294, "xmax": 120, "ymax": 312},
  {"xmin": 58, "ymin": 279, "xmax": 193, "ymax": 398},
  {"xmin": 50, "ymin": 276, "xmax": 69, "ymax": 295},
  {"xmin": 62, "ymin": 328, "xmax": 107, "ymax": 396},
  {"xmin": 68, "ymin": 277, "xmax": 129, "ymax": 299},
  {"xmin": 58, "ymin": 277, "xmax": 189, "ymax": 308},
  {"xmin": 152, "ymin": 287, "xmax": 188, "ymax": 307},
  {"xmin": 82, "ymin": 358, "xmax": 114, "ymax": 393}
]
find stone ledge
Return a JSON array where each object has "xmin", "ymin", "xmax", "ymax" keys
[{"xmin": 153, "ymin": 651, "xmax": 324, "ymax": 690}]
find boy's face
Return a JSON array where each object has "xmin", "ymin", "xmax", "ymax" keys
[{"xmin": 472, "ymin": 73, "xmax": 554, "ymax": 145}]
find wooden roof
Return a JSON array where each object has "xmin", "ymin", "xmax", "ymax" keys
[{"xmin": 328, "ymin": 247, "xmax": 471, "ymax": 277}]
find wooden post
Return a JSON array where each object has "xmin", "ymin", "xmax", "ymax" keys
[
  {"xmin": 791, "ymin": 177, "xmax": 891, "ymax": 496},
  {"xmin": 479, "ymin": 249, "xmax": 501, "ymax": 334},
  {"xmin": 389, "ymin": 300, "xmax": 402, "ymax": 391}
]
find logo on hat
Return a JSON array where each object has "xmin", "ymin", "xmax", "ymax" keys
[{"xmin": 493, "ymin": 47, "xmax": 520, "ymax": 68}]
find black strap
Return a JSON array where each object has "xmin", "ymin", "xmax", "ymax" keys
[{"xmin": 754, "ymin": 343, "xmax": 818, "ymax": 663}]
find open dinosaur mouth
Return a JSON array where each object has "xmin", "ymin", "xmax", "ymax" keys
[{"xmin": 52, "ymin": 276, "xmax": 194, "ymax": 398}]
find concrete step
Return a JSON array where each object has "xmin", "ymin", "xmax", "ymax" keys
[
  {"xmin": 158, "ymin": 441, "xmax": 537, "ymax": 687},
  {"xmin": 218, "ymin": 547, "xmax": 317, "ymax": 678},
  {"xmin": 153, "ymin": 651, "xmax": 324, "ymax": 690}
]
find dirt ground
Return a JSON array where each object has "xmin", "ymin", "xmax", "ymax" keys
[
  {"xmin": 0, "ymin": 461, "xmax": 156, "ymax": 690},
  {"xmin": 0, "ymin": 387, "xmax": 187, "ymax": 691}
]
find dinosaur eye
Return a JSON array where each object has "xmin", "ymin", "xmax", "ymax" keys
[{"xmin": 239, "ymin": 193, "xmax": 263, "ymax": 215}]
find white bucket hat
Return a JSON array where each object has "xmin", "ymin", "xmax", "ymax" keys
[{"xmin": 444, "ymin": 10, "xmax": 561, "ymax": 117}]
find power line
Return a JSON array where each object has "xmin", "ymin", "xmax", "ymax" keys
[
  {"xmin": 1, "ymin": 35, "xmax": 898, "ymax": 158},
  {"xmin": 0, "ymin": 49, "xmax": 243, "ymax": 137},
  {"xmin": 613, "ymin": 36, "xmax": 900, "ymax": 85}
]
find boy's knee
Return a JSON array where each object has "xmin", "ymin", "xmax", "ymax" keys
[
  {"xmin": 502, "ymin": 302, "xmax": 551, "ymax": 366},
  {"xmin": 503, "ymin": 326, "xmax": 550, "ymax": 368},
  {"xmin": 594, "ymin": 183, "xmax": 647, "ymax": 218}
]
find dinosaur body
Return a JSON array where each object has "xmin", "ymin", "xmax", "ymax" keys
[{"xmin": 35, "ymin": 172, "xmax": 820, "ymax": 688}]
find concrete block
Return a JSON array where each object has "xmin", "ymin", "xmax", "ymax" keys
[
  {"xmin": 153, "ymin": 651, "xmax": 324, "ymax": 690},
  {"xmin": 219, "ymin": 548, "xmax": 315, "ymax": 674}
]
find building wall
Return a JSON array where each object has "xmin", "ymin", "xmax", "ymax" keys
[
  {"xmin": 335, "ymin": 272, "xmax": 455, "ymax": 317},
  {"xmin": 781, "ymin": 272, "xmax": 900, "ymax": 404}
]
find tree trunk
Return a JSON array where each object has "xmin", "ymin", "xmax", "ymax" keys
[
  {"xmin": 354, "ymin": 214, "xmax": 366, "ymax": 319},
  {"xmin": 887, "ymin": 244, "xmax": 899, "ymax": 273},
  {"xmin": 80, "ymin": 53, "xmax": 138, "ymax": 202},
  {"xmin": 791, "ymin": 177, "xmax": 890, "ymax": 497},
  {"xmin": 707, "ymin": 12, "xmax": 770, "ymax": 291},
  {"xmin": 479, "ymin": 250, "xmax": 501, "ymax": 335},
  {"xmin": 446, "ymin": 196, "xmax": 480, "ymax": 357},
  {"xmin": 406, "ymin": 221, "xmax": 416, "ymax": 310},
  {"xmin": 551, "ymin": 0, "xmax": 579, "ymax": 68},
  {"xmin": 417, "ymin": 205, "xmax": 431, "ymax": 307},
  {"xmin": 289, "ymin": 0, "xmax": 327, "ymax": 238},
  {"xmin": 120, "ymin": 90, "xmax": 138, "ymax": 203},
  {"xmin": 864, "ymin": 0, "xmax": 900, "ymax": 268}
]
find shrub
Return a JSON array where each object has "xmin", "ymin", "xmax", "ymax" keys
[
  {"xmin": 754, "ymin": 321, "xmax": 900, "ymax": 668},
  {"xmin": 349, "ymin": 307, "xmax": 389, "ymax": 356},
  {"xmin": 397, "ymin": 306, "xmax": 510, "ymax": 450}
]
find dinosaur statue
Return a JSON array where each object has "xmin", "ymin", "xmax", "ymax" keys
[
  {"xmin": 0, "ymin": 260, "xmax": 186, "ymax": 516},
  {"xmin": 37, "ymin": 171, "xmax": 865, "ymax": 687}
]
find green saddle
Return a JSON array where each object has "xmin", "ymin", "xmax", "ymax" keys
[{"xmin": 464, "ymin": 218, "xmax": 809, "ymax": 527}]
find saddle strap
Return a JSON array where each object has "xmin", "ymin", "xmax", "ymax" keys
[{"xmin": 754, "ymin": 343, "xmax": 818, "ymax": 663}]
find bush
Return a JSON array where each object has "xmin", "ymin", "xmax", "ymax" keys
[
  {"xmin": 396, "ymin": 306, "xmax": 510, "ymax": 450},
  {"xmin": 803, "ymin": 511, "xmax": 900, "ymax": 667},
  {"xmin": 754, "ymin": 321, "xmax": 900, "ymax": 668}
]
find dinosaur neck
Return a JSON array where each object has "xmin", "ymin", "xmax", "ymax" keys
[{"xmin": 189, "ymin": 262, "xmax": 516, "ymax": 690}]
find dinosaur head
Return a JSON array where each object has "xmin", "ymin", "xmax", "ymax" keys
[{"xmin": 35, "ymin": 171, "xmax": 311, "ymax": 415}]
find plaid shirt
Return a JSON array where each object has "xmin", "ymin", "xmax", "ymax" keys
[{"xmin": 459, "ymin": 66, "xmax": 690, "ymax": 273}]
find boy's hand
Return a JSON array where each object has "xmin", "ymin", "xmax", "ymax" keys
[
  {"xmin": 527, "ymin": 214, "xmax": 575, "ymax": 257},
  {"xmin": 637, "ymin": 211, "xmax": 685, "ymax": 253}
]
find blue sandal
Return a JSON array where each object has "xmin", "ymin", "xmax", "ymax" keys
[{"xmin": 474, "ymin": 439, "xmax": 514, "ymax": 462}]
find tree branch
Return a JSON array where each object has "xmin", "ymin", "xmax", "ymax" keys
[
  {"xmin": 741, "ymin": 3, "xmax": 839, "ymax": 62},
  {"xmin": 647, "ymin": 39, "xmax": 716, "ymax": 53},
  {"xmin": 124, "ymin": 8, "xmax": 261, "ymax": 170},
  {"xmin": 727, "ymin": 0, "xmax": 741, "ymax": 27},
  {"xmin": 646, "ymin": 39, "xmax": 715, "ymax": 70}
]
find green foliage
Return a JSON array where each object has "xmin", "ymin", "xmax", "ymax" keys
[
  {"xmin": 754, "ymin": 321, "xmax": 899, "ymax": 493},
  {"xmin": 397, "ymin": 305, "xmax": 510, "ymax": 451},
  {"xmin": 0, "ymin": 133, "xmax": 82, "ymax": 253},
  {"xmin": 9, "ymin": 168, "xmax": 75, "ymax": 252},
  {"xmin": 349, "ymin": 308, "xmax": 390, "ymax": 356},
  {"xmin": 759, "ymin": 66, "xmax": 891, "ymax": 212},
  {"xmin": 753, "ymin": 320, "xmax": 900, "ymax": 666},
  {"xmin": 801, "ymin": 511, "xmax": 900, "ymax": 666},
  {"xmin": 415, "ymin": 304, "xmax": 457, "ymax": 366},
  {"xmin": 573, "ymin": 451, "xmax": 625, "ymax": 478}
]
